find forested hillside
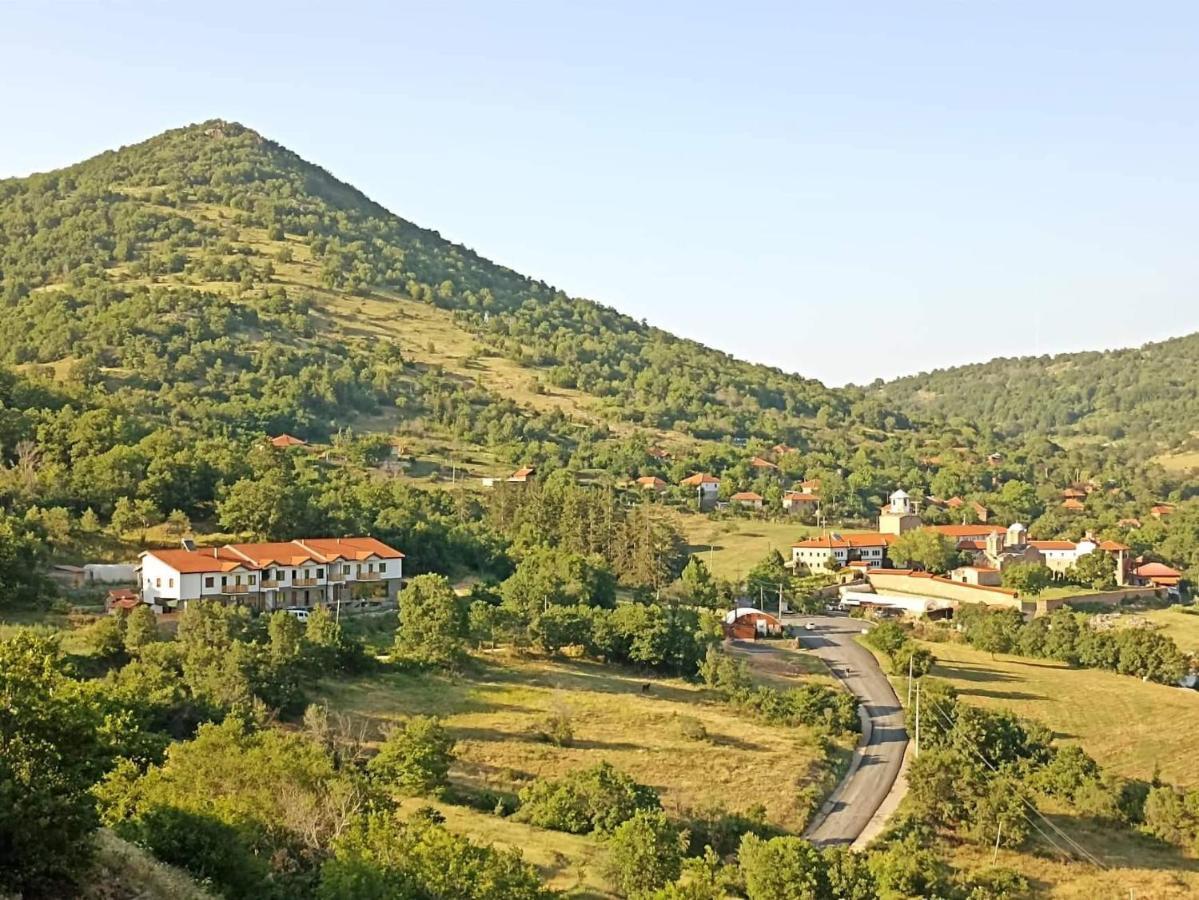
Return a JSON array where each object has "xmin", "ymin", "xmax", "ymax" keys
[
  {"xmin": 0, "ymin": 119, "xmax": 899, "ymax": 446},
  {"xmin": 871, "ymin": 334, "xmax": 1199, "ymax": 454},
  {"xmin": 2, "ymin": 119, "xmax": 1198, "ymax": 573}
]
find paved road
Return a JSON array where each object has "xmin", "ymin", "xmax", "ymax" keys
[{"xmin": 789, "ymin": 614, "xmax": 908, "ymax": 846}]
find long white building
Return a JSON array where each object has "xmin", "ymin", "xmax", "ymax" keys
[{"xmin": 138, "ymin": 537, "xmax": 404, "ymax": 612}]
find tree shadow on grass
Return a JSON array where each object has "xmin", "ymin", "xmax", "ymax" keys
[
  {"xmin": 957, "ymin": 688, "xmax": 1046, "ymax": 702},
  {"xmin": 932, "ymin": 662, "xmax": 1024, "ymax": 684},
  {"xmin": 1040, "ymin": 811, "xmax": 1199, "ymax": 873}
]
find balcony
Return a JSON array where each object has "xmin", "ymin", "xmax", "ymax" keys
[
  {"xmin": 293, "ymin": 577, "xmax": 321, "ymax": 587},
  {"xmin": 222, "ymin": 583, "xmax": 253, "ymax": 595},
  {"xmin": 261, "ymin": 579, "xmax": 280, "ymax": 589},
  {"xmin": 355, "ymin": 571, "xmax": 382, "ymax": 581},
  {"xmin": 327, "ymin": 573, "xmax": 346, "ymax": 583}
]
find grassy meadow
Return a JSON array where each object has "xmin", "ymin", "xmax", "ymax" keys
[
  {"xmin": 916, "ymin": 638, "xmax": 1199, "ymax": 786},
  {"xmin": 673, "ymin": 512, "xmax": 865, "ymax": 581},
  {"xmin": 315, "ymin": 653, "xmax": 836, "ymax": 834}
]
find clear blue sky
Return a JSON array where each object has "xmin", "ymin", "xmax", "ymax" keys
[{"xmin": 4, "ymin": 2, "xmax": 1198, "ymax": 385}]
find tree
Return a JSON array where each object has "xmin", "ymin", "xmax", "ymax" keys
[
  {"xmin": 994, "ymin": 479, "xmax": 1041, "ymax": 522},
  {"xmin": 679, "ymin": 557, "xmax": 719, "ymax": 608},
  {"xmin": 216, "ymin": 469, "xmax": 309, "ymax": 540},
  {"xmin": 887, "ymin": 530, "xmax": 958, "ymax": 574},
  {"xmin": 123, "ymin": 605, "xmax": 160, "ymax": 654},
  {"xmin": 110, "ymin": 496, "xmax": 160, "ymax": 537},
  {"xmin": 890, "ymin": 643, "xmax": 935, "ymax": 677},
  {"xmin": 605, "ymin": 809, "xmax": 687, "ymax": 897},
  {"xmin": 738, "ymin": 834, "xmax": 827, "ymax": 900},
  {"xmin": 0, "ymin": 633, "xmax": 108, "ymax": 895},
  {"xmin": 164, "ymin": 508, "xmax": 192, "ymax": 536},
  {"xmin": 368, "ymin": 716, "xmax": 456, "ymax": 796},
  {"xmin": 0, "ymin": 514, "xmax": 52, "ymax": 608},
  {"xmin": 500, "ymin": 548, "xmax": 616, "ymax": 622},
  {"xmin": 1001, "ymin": 562, "xmax": 1053, "ymax": 596},
  {"xmin": 516, "ymin": 762, "xmax": 661, "ymax": 835},
  {"xmin": 319, "ymin": 810, "xmax": 550, "ymax": 900},
  {"xmin": 79, "ymin": 507, "xmax": 101, "ymax": 533},
  {"xmin": 1069, "ymin": 550, "xmax": 1117, "ymax": 590},
  {"xmin": 395, "ymin": 574, "xmax": 467, "ymax": 667},
  {"xmin": 967, "ymin": 608, "xmax": 1022, "ymax": 658}
]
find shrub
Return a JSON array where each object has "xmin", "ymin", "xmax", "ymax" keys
[
  {"xmin": 738, "ymin": 833, "xmax": 827, "ymax": 900},
  {"xmin": 605, "ymin": 809, "xmax": 687, "ymax": 897},
  {"xmin": 319, "ymin": 810, "xmax": 551, "ymax": 900},
  {"xmin": 890, "ymin": 644, "xmax": 935, "ymax": 678},
  {"xmin": 534, "ymin": 712, "xmax": 574, "ymax": 747},
  {"xmin": 515, "ymin": 762, "xmax": 660, "ymax": 834},
  {"xmin": 368, "ymin": 716, "xmax": 456, "ymax": 796},
  {"xmin": 676, "ymin": 715, "xmax": 708, "ymax": 742},
  {"xmin": 865, "ymin": 621, "xmax": 908, "ymax": 656}
]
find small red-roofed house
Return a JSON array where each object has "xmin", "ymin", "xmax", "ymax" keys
[
  {"xmin": 269, "ymin": 433, "xmax": 308, "ymax": 449},
  {"xmin": 731, "ymin": 491, "xmax": 764, "ymax": 509},
  {"xmin": 1061, "ymin": 498, "xmax": 1086, "ymax": 512}
]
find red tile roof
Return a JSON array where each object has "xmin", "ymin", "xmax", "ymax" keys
[
  {"xmin": 1029, "ymin": 540, "xmax": 1077, "ymax": 551},
  {"xmin": 147, "ymin": 537, "xmax": 404, "ymax": 573},
  {"xmin": 731, "ymin": 491, "xmax": 764, "ymax": 501},
  {"xmin": 680, "ymin": 473, "xmax": 720, "ymax": 486},
  {"xmin": 269, "ymin": 433, "xmax": 307, "ymax": 448},
  {"xmin": 144, "ymin": 547, "xmax": 255, "ymax": 574},
  {"xmin": 508, "ymin": 466, "xmax": 536, "ymax": 480},
  {"xmin": 929, "ymin": 524, "xmax": 1007, "ymax": 537},
  {"xmin": 793, "ymin": 533, "xmax": 893, "ymax": 549},
  {"xmin": 635, "ymin": 476, "xmax": 667, "ymax": 488},
  {"xmin": 1097, "ymin": 540, "xmax": 1130, "ymax": 552},
  {"xmin": 749, "ymin": 456, "xmax": 779, "ymax": 469},
  {"xmin": 783, "ymin": 491, "xmax": 819, "ymax": 502},
  {"xmin": 1136, "ymin": 562, "xmax": 1182, "ymax": 578},
  {"xmin": 1061, "ymin": 498, "xmax": 1086, "ymax": 511}
]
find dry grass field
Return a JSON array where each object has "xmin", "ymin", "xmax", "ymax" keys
[
  {"xmin": 916, "ymin": 638, "xmax": 1199, "ymax": 786},
  {"xmin": 316, "ymin": 652, "xmax": 836, "ymax": 834}
]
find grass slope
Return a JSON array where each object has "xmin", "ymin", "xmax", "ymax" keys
[
  {"xmin": 917, "ymin": 639, "xmax": 1199, "ymax": 786},
  {"xmin": 315, "ymin": 653, "xmax": 836, "ymax": 834}
]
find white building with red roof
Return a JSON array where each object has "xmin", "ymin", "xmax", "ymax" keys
[{"xmin": 138, "ymin": 537, "xmax": 404, "ymax": 612}]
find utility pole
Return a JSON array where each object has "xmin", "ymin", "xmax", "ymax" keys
[
  {"xmin": 992, "ymin": 820, "xmax": 1003, "ymax": 864},
  {"xmin": 778, "ymin": 583, "xmax": 784, "ymax": 619},
  {"xmin": 907, "ymin": 652, "xmax": 914, "ymax": 707},
  {"xmin": 758, "ymin": 585, "xmax": 764, "ymax": 611},
  {"xmin": 914, "ymin": 680, "xmax": 921, "ymax": 756}
]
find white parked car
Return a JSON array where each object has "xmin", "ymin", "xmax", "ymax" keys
[{"xmin": 284, "ymin": 607, "xmax": 310, "ymax": 622}]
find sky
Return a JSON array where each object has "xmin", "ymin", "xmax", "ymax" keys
[{"xmin": 4, "ymin": 1, "xmax": 1199, "ymax": 385}]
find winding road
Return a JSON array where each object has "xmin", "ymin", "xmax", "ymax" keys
[{"xmin": 789, "ymin": 614, "xmax": 908, "ymax": 845}]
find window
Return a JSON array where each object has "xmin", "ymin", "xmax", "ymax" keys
[
  {"xmin": 249, "ymin": 574, "xmax": 256, "ymax": 585},
  {"xmin": 292, "ymin": 569, "xmax": 298, "ymax": 580},
  {"xmin": 235, "ymin": 574, "xmax": 242, "ymax": 585},
  {"xmin": 221, "ymin": 576, "xmax": 227, "ymax": 587},
  {"xmin": 168, "ymin": 577, "xmax": 175, "ymax": 588},
  {"xmin": 343, "ymin": 564, "xmax": 351, "ymax": 575},
  {"xmin": 155, "ymin": 577, "xmax": 161, "ymax": 588},
  {"xmin": 316, "ymin": 568, "xmax": 324, "ymax": 579},
  {"xmin": 205, "ymin": 576, "xmax": 214, "ymax": 588},
  {"xmin": 378, "ymin": 562, "xmax": 386, "ymax": 574}
]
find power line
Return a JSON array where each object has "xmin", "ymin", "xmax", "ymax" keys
[{"xmin": 920, "ymin": 692, "xmax": 1108, "ymax": 870}]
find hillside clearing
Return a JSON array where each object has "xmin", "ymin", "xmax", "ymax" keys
[
  {"xmin": 916, "ymin": 639, "xmax": 1199, "ymax": 786},
  {"xmin": 314, "ymin": 653, "xmax": 839, "ymax": 833},
  {"xmin": 674, "ymin": 513, "xmax": 860, "ymax": 581}
]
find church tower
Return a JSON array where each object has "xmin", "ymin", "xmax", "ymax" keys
[{"xmin": 878, "ymin": 488, "xmax": 923, "ymax": 535}]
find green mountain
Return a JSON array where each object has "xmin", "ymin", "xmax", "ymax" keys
[
  {"xmin": 0, "ymin": 119, "xmax": 1193, "ymax": 543},
  {"xmin": 869, "ymin": 334, "xmax": 1199, "ymax": 457},
  {"xmin": 0, "ymin": 119, "xmax": 900, "ymax": 448}
]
